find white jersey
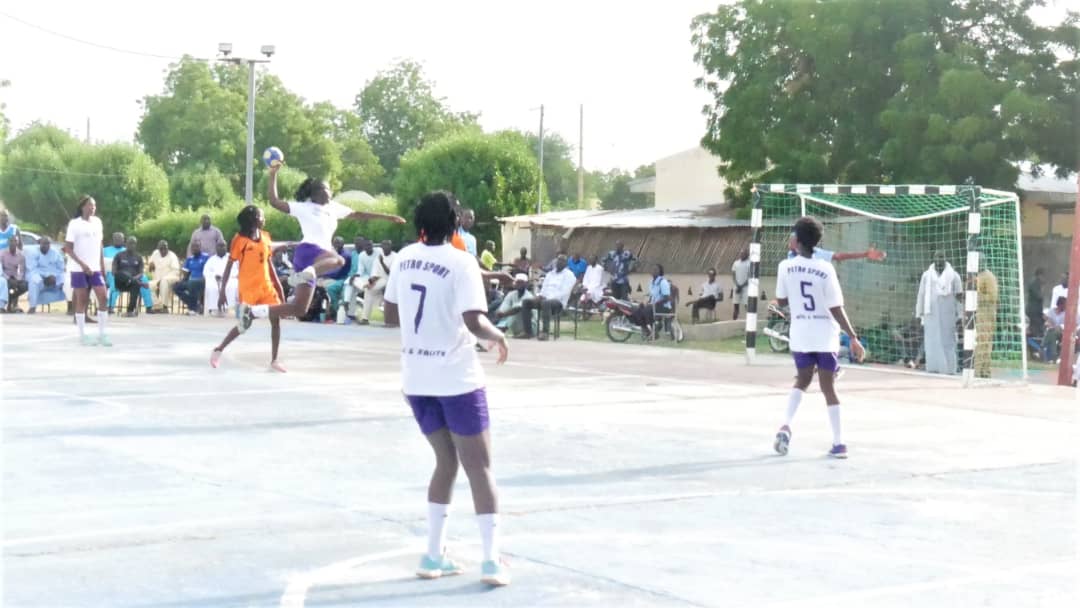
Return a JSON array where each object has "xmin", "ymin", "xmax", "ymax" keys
[
  {"xmin": 288, "ymin": 200, "xmax": 353, "ymax": 251},
  {"xmin": 64, "ymin": 216, "xmax": 104, "ymax": 272},
  {"xmin": 384, "ymin": 242, "xmax": 488, "ymax": 396},
  {"xmin": 776, "ymin": 255, "xmax": 844, "ymax": 353}
]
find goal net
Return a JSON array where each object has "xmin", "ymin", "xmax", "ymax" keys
[{"xmin": 746, "ymin": 184, "xmax": 1026, "ymax": 384}]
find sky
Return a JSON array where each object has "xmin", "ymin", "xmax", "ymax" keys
[{"xmin": 0, "ymin": 0, "xmax": 723, "ymax": 172}]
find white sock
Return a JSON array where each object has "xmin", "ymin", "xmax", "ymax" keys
[
  {"xmin": 252, "ymin": 304, "xmax": 269, "ymax": 318},
  {"xmin": 827, "ymin": 404, "xmax": 842, "ymax": 445},
  {"xmin": 98, "ymin": 311, "xmax": 108, "ymax": 337},
  {"xmin": 76, "ymin": 313, "xmax": 86, "ymax": 337},
  {"xmin": 784, "ymin": 389, "xmax": 803, "ymax": 427},
  {"xmin": 427, "ymin": 502, "xmax": 449, "ymax": 561},
  {"xmin": 476, "ymin": 513, "xmax": 500, "ymax": 563}
]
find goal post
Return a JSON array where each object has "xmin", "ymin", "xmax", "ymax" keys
[{"xmin": 745, "ymin": 183, "xmax": 1027, "ymax": 384}]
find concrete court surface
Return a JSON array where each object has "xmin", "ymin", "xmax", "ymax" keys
[{"xmin": 1, "ymin": 313, "xmax": 1077, "ymax": 608}]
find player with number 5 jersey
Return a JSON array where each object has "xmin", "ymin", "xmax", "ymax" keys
[
  {"xmin": 773, "ymin": 216, "xmax": 864, "ymax": 459},
  {"xmin": 383, "ymin": 190, "xmax": 511, "ymax": 587}
]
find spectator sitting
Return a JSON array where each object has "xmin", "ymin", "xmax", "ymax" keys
[
  {"xmin": 362, "ymin": 239, "xmax": 395, "ymax": 325},
  {"xmin": 580, "ymin": 255, "xmax": 606, "ymax": 310},
  {"xmin": 603, "ymin": 240, "xmax": 636, "ymax": 301},
  {"xmin": 494, "ymin": 274, "xmax": 535, "ymax": 338},
  {"xmin": 148, "ymin": 240, "xmax": 181, "ymax": 313},
  {"xmin": 486, "ymin": 278, "xmax": 505, "ymax": 316},
  {"xmin": 331, "ymin": 235, "xmax": 365, "ymax": 321},
  {"xmin": 686, "ymin": 268, "xmax": 723, "ymax": 323},
  {"xmin": 323, "ymin": 236, "xmax": 351, "ymax": 312},
  {"xmin": 567, "ymin": 253, "xmax": 588, "ymax": 279},
  {"xmin": 202, "ymin": 240, "xmax": 238, "ymax": 317},
  {"xmin": 1043, "ymin": 296, "xmax": 1069, "ymax": 364},
  {"xmin": 103, "ymin": 232, "xmax": 127, "ymax": 313},
  {"xmin": 511, "ymin": 247, "xmax": 531, "ymax": 275},
  {"xmin": 26, "ymin": 237, "xmax": 66, "ymax": 313},
  {"xmin": 174, "ymin": 241, "xmax": 209, "ymax": 315},
  {"xmin": 1050, "ymin": 272, "xmax": 1080, "ymax": 319},
  {"xmin": 480, "ymin": 240, "xmax": 498, "ymax": 271},
  {"xmin": 522, "ymin": 254, "xmax": 577, "ymax": 341},
  {"xmin": 272, "ymin": 247, "xmax": 293, "ymax": 299},
  {"xmin": 351, "ymin": 238, "xmax": 382, "ymax": 325},
  {"xmin": 1, "ymin": 237, "xmax": 28, "ymax": 313},
  {"xmin": 112, "ymin": 236, "xmax": 152, "ymax": 317},
  {"xmin": 188, "ymin": 214, "xmax": 225, "ymax": 258},
  {"xmin": 629, "ymin": 264, "xmax": 672, "ymax": 339}
]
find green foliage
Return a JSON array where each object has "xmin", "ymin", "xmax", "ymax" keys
[
  {"xmin": 497, "ymin": 130, "xmax": 580, "ymax": 207},
  {"xmin": 137, "ymin": 58, "xmax": 383, "ymax": 196},
  {"xmin": 0, "ymin": 125, "xmax": 168, "ymax": 235},
  {"xmin": 169, "ymin": 164, "xmax": 238, "ymax": 210},
  {"xmin": 132, "ymin": 195, "xmax": 408, "ymax": 254},
  {"xmin": 599, "ymin": 170, "xmax": 653, "ymax": 210},
  {"xmin": 356, "ymin": 60, "xmax": 480, "ymax": 176},
  {"xmin": 0, "ymin": 78, "xmax": 10, "ymax": 143},
  {"xmin": 254, "ymin": 165, "xmax": 309, "ymax": 203},
  {"xmin": 692, "ymin": 0, "xmax": 1080, "ymax": 202},
  {"xmin": 394, "ymin": 131, "xmax": 541, "ymax": 245}
]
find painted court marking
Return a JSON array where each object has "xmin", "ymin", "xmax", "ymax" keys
[{"xmin": 279, "ymin": 546, "xmax": 418, "ymax": 608}]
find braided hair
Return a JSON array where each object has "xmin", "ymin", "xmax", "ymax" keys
[
  {"xmin": 414, "ymin": 191, "xmax": 458, "ymax": 246},
  {"xmin": 295, "ymin": 178, "xmax": 318, "ymax": 202},
  {"xmin": 73, "ymin": 195, "xmax": 94, "ymax": 219},
  {"xmin": 237, "ymin": 205, "xmax": 261, "ymax": 239}
]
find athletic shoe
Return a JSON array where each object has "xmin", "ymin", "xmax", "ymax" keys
[
  {"xmin": 829, "ymin": 444, "xmax": 848, "ymax": 459},
  {"xmin": 98, "ymin": 335, "xmax": 113, "ymax": 348},
  {"xmin": 480, "ymin": 559, "xmax": 511, "ymax": 587},
  {"xmin": 236, "ymin": 304, "xmax": 254, "ymax": 334},
  {"xmin": 774, "ymin": 425, "xmax": 791, "ymax": 455},
  {"xmin": 81, "ymin": 335, "xmax": 97, "ymax": 347},
  {"xmin": 210, "ymin": 349, "xmax": 223, "ymax": 369},
  {"xmin": 416, "ymin": 553, "xmax": 464, "ymax": 580},
  {"xmin": 288, "ymin": 267, "xmax": 315, "ymax": 288}
]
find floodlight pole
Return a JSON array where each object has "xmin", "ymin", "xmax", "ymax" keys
[{"xmin": 217, "ymin": 44, "xmax": 274, "ymax": 204}]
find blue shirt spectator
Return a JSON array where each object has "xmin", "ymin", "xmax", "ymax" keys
[
  {"xmin": 567, "ymin": 255, "xmax": 588, "ymax": 279},
  {"xmin": 183, "ymin": 252, "xmax": 209, "ymax": 280},
  {"xmin": 650, "ymin": 274, "xmax": 672, "ymax": 312},
  {"xmin": 603, "ymin": 243, "xmax": 636, "ymax": 286}
]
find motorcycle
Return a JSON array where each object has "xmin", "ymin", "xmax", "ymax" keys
[
  {"xmin": 603, "ymin": 294, "xmax": 685, "ymax": 344},
  {"xmin": 761, "ymin": 302, "xmax": 790, "ymax": 353}
]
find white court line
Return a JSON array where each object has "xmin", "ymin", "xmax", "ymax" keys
[
  {"xmin": 1, "ymin": 389, "xmax": 130, "ymax": 429},
  {"xmin": 1, "ymin": 333, "xmax": 85, "ymax": 347},
  {"xmin": 2, "ymin": 511, "xmax": 318, "ymax": 549},
  {"xmin": 279, "ymin": 546, "xmax": 417, "ymax": 608}
]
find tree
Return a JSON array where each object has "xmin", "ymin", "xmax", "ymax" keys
[
  {"xmin": 496, "ymin": 130, "xmax": 579, "ymax": 207},
  {"xmin": 394, "ymin": 132, "xmax": 540, "ymax": 245},
  {"xmin": 310, "ymin": 104, "xmax": 386, "ymax": 193},
  {"xmin": 0, "ymin": 78, "xmax": 10, "ymax": 143},
  {"xmin": 0, "ymin": 125, "xmax": 168, "ymax": 235},
  {"xmin": 356, "ymin": 60, "xmax": 479, "ymax": 176},
  {"xmin": 600, "ymin": 170, "xmax": 653, "ymax": 210},
  {"xmin": 692, "ymin": 0, "xmax": 1079, "ymax": 200},
  {"xmin": 169, "ymin": 164, "xmax": 238, "ymax": 210}
]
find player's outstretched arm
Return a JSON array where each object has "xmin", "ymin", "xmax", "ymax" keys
[
  {"xmin": 266, "ymin": 165, "xmax": 290, "ymax": 214},
  {"xmin": 346, "ymin": 211, "xmax": 407, "ymax": 225},
  {"xmin": 832, "ymin": 246, "xmax": 886, "ymax": 264},
  {"xmin": 829, "ymin": 306, "xmax": 865, "ymax": 362},
  {"xmin": 463, "ymin": 310, "xmax": 508, "ymax": 364}
]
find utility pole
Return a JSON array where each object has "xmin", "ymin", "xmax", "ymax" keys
[
  {"xmin": 217, "ymin": 43, "xmax": 275, "ymax": 204},
  {"xmin": 85, "ymin": 117, "xmax": 90, "ymax": 144},
  {"xmin": 578, "ymin": 104, "xmax": 584, "ymax": 208},
  {"xmin": 537, "ymin": 104, "xmax": 545, "ymax": 215}
]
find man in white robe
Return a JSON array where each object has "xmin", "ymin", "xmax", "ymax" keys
[{"xmin": 916, "ymin": 251, "xmax": 963, "ymax": 375}]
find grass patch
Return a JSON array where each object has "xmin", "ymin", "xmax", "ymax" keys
[{"xmin": 564, "ymin": 317, "xmax": 746, "ymax": 354}]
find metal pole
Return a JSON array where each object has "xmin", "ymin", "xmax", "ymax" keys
[
  {"xmin": 245, "ymin": 60, "xmax": 256, "ymax": 205},
  {"xmin": 537, "ymin": 104, "xmax": 544, "ymax": 214},
  {"xmin": 1057, "ymin": 171, "xmax": 1080, "ymax": 385},
  {"xmin": 745, "ymin": 187, "xmax": 764, "ymax": 364},
  {"xmin": 578, "ymin": 104, "xmax": 584, "ymax": 208},
  {"xmin": 1013, "ymin": 194, "xmax": 1029, "ymax": 382},
  {"xmin": 961, "ymin": 182, "xmax": 981, "ymax": 387}
]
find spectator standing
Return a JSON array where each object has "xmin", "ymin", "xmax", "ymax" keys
[
  {"xmin": 731, "ymin": 248, "xmax": 750, "ymax": 320},
  {"xmin": 581, "ymin": 256, "xmax": 606, "ymax": 309},
  {"xmin": 148, "ymin": 241, "xmax": 182, "ymax": 313},
  {"xmin": 480, "ymin": 240, "xmax": 498, "ymax": 271},
  {"xmin": 1049, "ymin": 272, "xmax": 1079, "ymax": 319},
  {"xmin": 362, "ymin": 239, "xmax": 395, "ymax": 325},
  {"xmin": 457, "ymin": 208, "xmax": 478, "ymax": 256},
  {"xmin": 1026, "ymin": 268, "xmax": 1045, "ymax": 337},
  {"xmin": 567, "ymin": 253, "xmax": 588, "ymax": 279},
  {"xmin": 188, "ymin": 214, "xmax": 225, "ymax": 258},
  {"xmin": 511, "ymin": 248, "xmax": 531, "ymax": 275},
  {"xmin": 0, "ymin": 210, "xmax": 22, "ymax": 251},
  {"xmin": 1, "ymin": 237, "xmax": 28, "ymax": 312},
  {"xmin": 353, "ymin": 239, "xmax": 382, "ymax": 325},
  {"xmin": 916, "ymin": 251, "xmax": 963, "ymax": 375},
  {"xmin": 603, "ymin": 241, "xmax": 636, "ymax": 301}
]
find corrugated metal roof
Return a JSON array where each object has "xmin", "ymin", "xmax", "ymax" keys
[{"xmin": 499, "ymin": 207, "xmax": 782, "ymax": 229}]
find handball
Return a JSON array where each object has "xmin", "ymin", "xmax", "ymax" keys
[{"xmin": 263, "ymin": 146, "xmax": 285, "ymax": 168}]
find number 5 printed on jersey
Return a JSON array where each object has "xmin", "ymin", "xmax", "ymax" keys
[
  {"xmin": 410, "ymin": 283, "xmax": 427, "ymax": 333},
  {"xmin": 799, "ymin": 281, "xmax": 816, "ymax": 312}
]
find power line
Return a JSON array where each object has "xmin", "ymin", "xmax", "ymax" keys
[
  {"xmin": 1, "ymin": 162, "xmax": 337, "ymax": 179},
  {"xmin": 0, "ymin": 10, "xmax": 207, "ymax": 62}
]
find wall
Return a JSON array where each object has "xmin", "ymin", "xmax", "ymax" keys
[{"xmin": 654, "ymin": 147, "xmax": 729, "ymax": 210}]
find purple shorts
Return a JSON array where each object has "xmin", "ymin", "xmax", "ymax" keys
[
  {"xmin": 71, "ymin": 271, "xmax": 105, "ymax": 289},
  {"xmin": 793, "ymin": 352, "xmax": 840, "ymax": 373},
  {"xmin": 406, "ymin": 389, "xmax": 490, "ymax": 436},
  {"xmin": 291, "ymin": 243, "xmax": 337, "ymax": 286}
]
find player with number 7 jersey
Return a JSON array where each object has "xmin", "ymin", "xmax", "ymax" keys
[{"xmin": 383, "ymin": 191, "xmax": 511, "ymax": 587}]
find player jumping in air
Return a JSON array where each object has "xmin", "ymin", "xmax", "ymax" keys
[
  {"xmin": 383, "ymin": 191, "xmax": 511, "ymax": 587},
  {"xmin": 774, "ymin": 216, "xmax": 865, "ymax": 459},
  {"xmin": 210, "ymin": 205, "xmax": 286, "ymax": 370},
  {"xmin": 233, "ymin": 164, "xmax": 406, "ymax": 369}
]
